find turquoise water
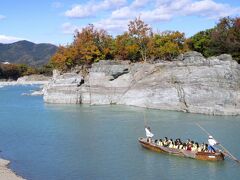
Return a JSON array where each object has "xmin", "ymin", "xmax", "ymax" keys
[{"xmin": 0, "ymin": 86, "xmax": 240, "ymax": 180}]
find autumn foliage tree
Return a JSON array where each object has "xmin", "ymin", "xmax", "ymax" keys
[
  {"xmin": 128, "ymin": 17, "xmax": 152, "ymax": 62},
  {"xmin": 114, "ymin": 32, "xmax": 140, "ymax": 61},
  {"xmin": 50, "ymin": 24, "xmax": 114, "ymax": 71},
  {"xmin": 50, "ymin": 16, "xmax": 240, "ymax": 71},
  {"xmin": 73, "ymin": 25, "xmax": 102, "ymax": 64},
  {"xmin": 211, "ymin": 17, "xmax": 240, "ymax": 61},
  {"xmin": 50, "ymin": 18, "xmax": 189, "ymax": 70},
  {"xmin": 50, "ymin": 45, "xmax": 77, "ymax": 71}
]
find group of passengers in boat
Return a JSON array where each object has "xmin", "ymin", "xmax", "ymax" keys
[
  {"xmin": 153, "ymin": 137, "xmax": 212, "ymax": 152},
  {"xmin": 145, "ymin": 126, "xmax": 219, "ymax": 153}
]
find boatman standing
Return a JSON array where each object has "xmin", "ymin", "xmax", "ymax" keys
[
  {"xmin": 145, "ymin": 126, "xmax": 154, "ymax": 143},
  {"xmin": 208, "ymin": 135, "xmax": 219, "ymax": 152}
]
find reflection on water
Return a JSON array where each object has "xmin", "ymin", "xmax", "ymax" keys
[{"xmin": 0, "ymin": 86, "xmax": 239, "ymax": 180}]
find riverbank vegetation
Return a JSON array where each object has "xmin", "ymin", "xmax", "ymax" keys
[
  {"xmin": 0, "ymin": 63, "xmax": 52, "ymax": 80},
  {"xmin": 50, "ymin": 17, "xmax": 188, "ymax": 71},
  {"xmin": 188, "ymin": 17, "xmax": 240, "ymax": 61},
  {"xmin": 50, "ymin": 16, "xmax": 240, "ymax": 71}
]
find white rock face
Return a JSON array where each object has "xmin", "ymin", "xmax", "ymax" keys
[
  {"xmin": 17, "ymin": 74, "xmax": 50, "ymax": 82},
  {"xmin": 43, "ymin": 70, "xmax": 83, "ymax": 104},
  {"xmin": 43, "ymin": 52, "xmax": 240, "ymax": 115},
  {"xmin": 0, "ymin": 74, "xmax": 50, "ymax": 86}
]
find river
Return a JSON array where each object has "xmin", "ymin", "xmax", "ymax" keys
[{"xmin": 0, "ymin": 85, "xmax": 239, "ymax": 180}]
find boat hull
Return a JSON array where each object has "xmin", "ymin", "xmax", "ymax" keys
[{"xmin": 138, "ymin": 137, "xmax": 224, "ymax": 161}]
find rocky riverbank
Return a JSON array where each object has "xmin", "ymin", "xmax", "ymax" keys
[
  {"xmin": 0, "ymin": 159, "xmax": 25, "ymax": 180},
  {"xmin": 0, "ymin": 75, "xmax": 50, "ymax": 87},
  {"xmin": 43, "ymin": 52, "xmax": 240, "ymax": 115}
]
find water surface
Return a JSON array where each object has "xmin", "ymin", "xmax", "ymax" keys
[{"xmin": 0, "ymin": 86, "xmax": 239, "ymax": 180}]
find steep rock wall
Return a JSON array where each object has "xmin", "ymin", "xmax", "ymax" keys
[{"xmin": 43, "ymin": 52, "xmax": 240, "ymax": 115}]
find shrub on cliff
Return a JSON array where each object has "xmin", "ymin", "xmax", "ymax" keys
[
  {"xmin": 50, "ymin": 18, "xmax": 189, "ymax": 70},
  {"xmin": 115, "ymin": 18, "xmax": 188, "ymax": 62},
  {"xmin": 50, "ymin": 45, "xmax": 77, "ymax": 71},
  {"xmin": 114, "ymin": 32, "xmax": 141, "ymax": 61},
  {"xmin": 50, "ymin": 25, "xmax": 114, "ymax": 71},
  {"xmin": 50, "ymin": 16, "xmax": 240, "ymax": 71},
  {"xmin": 188, "ymin": 29, "xmax": 213, "ymax": 57},
  {"xmin": 189, "ymin": 16, "xmax": 240, "ymax": 62},
  {"xmin": 149, "ymin": 31, "xmax": 188, "ymax": 61},
  {"xmin": 73, "ymin": 24, "xmax": 115, "ymax": 63}
]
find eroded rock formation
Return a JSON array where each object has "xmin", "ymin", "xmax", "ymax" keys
[{"xmin": 43, "ymin": 52, "xmax": 240, "ymax": 115}]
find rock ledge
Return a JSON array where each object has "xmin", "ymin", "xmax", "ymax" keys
[{"xmin": 43, "ymin": 52, "xmax": 240, "ymax": 115}]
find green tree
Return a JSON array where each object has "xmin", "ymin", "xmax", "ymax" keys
[
  {"xmin": 151, "ymin": 31, "xmax": 188, "ymax": 60},
  {"xmin": 189, "ymin": 16, "xmax": 240, "ymax": 62},
  {"xmin": 188, "ymin": 29, "xmax": 213, "ymax": 57},
  {"xmin": 38, "ymin": 64, "xmax": 54, "ymax": 76},
  {"xmin": 0, "ymin": 64, "xmax": 20, "ymax": 80}
]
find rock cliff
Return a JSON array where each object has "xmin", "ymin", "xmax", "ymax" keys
[{"xmin": 43, "ymin": 52, "xmax": 240, "ymax": 115}]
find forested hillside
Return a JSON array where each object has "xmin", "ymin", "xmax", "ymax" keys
[{"xmin": 0, "ymin": 40, "xmax": 57, "ymax": 67}]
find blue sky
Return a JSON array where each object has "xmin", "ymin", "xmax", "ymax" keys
[{"xmin": 0, "ymin": 0, "xmax": 239, "ymax": 45}]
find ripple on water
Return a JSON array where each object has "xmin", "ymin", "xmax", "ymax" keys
[{"xmin": 0, "ymin": 86, "xmax": 240, "ymax": 180}]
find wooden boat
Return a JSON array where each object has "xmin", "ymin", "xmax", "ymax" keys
[{"xmin": 138, "ymin": 137, "xmax": 224, "ymax": 161}]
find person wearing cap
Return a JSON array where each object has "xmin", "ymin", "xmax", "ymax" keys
[
  {"xmin": 145, "ymin": 126, "xmax": 154, "ymax": 142},
  {"xmin": 208, "ymin": 135, "xmax": 219, "ymax": 152}
]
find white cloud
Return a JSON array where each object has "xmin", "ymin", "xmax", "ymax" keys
[
  {"xmin": 65, "ymin": 5, "xmax": 92, "ymax": 18},
  {"xmin": 166, "ymin": 0, "xmax": 191, "ymax": 10},
  {"xmin": 152, "ymin": 0, "xmax": 240, "ymax": 19},
  {"xmin": 61, "ymin": 22, "xmax": 82, "ymax": 34},
  {"xmin": 95, "ymin": 18, "xmax": 129, "ymax": 33},
  {"xmin": 184, "ymin": 0, "xmax": 240, "ymax": 19},
  {"xmin": 65, "ymin": 0, "xmax": 127, "ymax": 18},
  {"xmin": 64, "ymin": 0, "xmax": 240, "ymax": 20},
  {"xmin": 141, "ymin": 9, "xmax": 172, "ymax": 22},
  {"xmin": 62, "ymin": 0, "xmax": 240, "ymax": 35},
  {"xmin": 0, "ymin": 15, "xmax": 6, "ymax": 20},
  {"xmin": 131, "ymin": 0, "xmax": 150, "ymax": 8},
  {"xmin": 189, "ymin": 0, "xmax": 225, "ymax": 12},
  {"xmin": 0, "ymin": 35, "xmax": 25, "ymax": 44},
  {"xmin": 111, "ymin": 7, "xmax": 136, "ymax": 19},
  {"xmin": 98, "ymin": 0, "xmax": 240, "ymax": 28}
]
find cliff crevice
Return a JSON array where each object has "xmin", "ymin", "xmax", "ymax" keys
[{"xmin": 43, "ymin": 51, "xmax": 240, "ymax": 115}]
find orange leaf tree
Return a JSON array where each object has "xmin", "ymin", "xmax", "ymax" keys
[
  {"xmin": 128, "ymin": 17, "xmax": 152, "ymax": 62},
  {"xmin": 73, "ymin": 24, "xmax": 114, "ymax": 64},
  {"xmin": 50, "ymin": 24, "xmax": 114, "ymax": 71}
]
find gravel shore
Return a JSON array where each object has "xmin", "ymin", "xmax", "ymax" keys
[{"xmin": 0, "ymin": 159, "xmax": 25, "ymax": 180}]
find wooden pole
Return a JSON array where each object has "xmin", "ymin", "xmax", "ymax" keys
[
  {"xmin": 196, "ymin": 123, "xmax": 240, "ymax": 163},
  {"xmin": 144, "ymin": 111, "xmax": 147, "ymax": 127},
  {"xmin": 89, "ymin": 76, "xmax": 92, "ymax": 105}
]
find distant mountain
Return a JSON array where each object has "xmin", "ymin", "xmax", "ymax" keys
[{"xmin": 0, "ymin": 40, "xmax": 58, "ymax": 67}]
